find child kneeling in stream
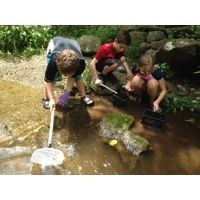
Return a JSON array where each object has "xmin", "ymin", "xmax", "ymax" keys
[
  {"xmin": 42, "ymin": 36, "xmax": 94, "ymax": 110},
  {"xmin": 123, "ymin": 54, "xmax": 167, "ymax": 112}
]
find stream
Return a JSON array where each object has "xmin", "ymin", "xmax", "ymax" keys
[{"xmin": 0, "ymin": 94, "xmax": 199, "ymax": 175}]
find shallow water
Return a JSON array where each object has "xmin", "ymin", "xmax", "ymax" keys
[{"xmin": 0, "ymin": 95, "xmax": 199, "ymax": 175}]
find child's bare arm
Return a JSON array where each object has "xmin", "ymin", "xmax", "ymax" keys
[
  {"xmin": 90, "ymin": 57, "xmax": 99, "ymax": 81},
  {"xmin": 44, "ymin": 81, "xmax": 55, "ymax": 110},
  {"xmin": 119, "ymin": 56, "xmax": 132, "ymax": 80},
  {"xmin": 66, "ymin": 76, "xmax": 75, "ymax": 92},
  {"xmin": 153, "ymin": 78, "xmax": 167, "ymax": 111},
  {"xmin": 44, "ymin": 81, "xmax": 55, "ymax": 101},
  {"xmin": 90, "ymin": 57, "xmax": 102, "ymax": 84}
]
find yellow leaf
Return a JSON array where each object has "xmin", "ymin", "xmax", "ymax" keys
[{"xmin": 109, "ymin": 139, "xmax": 118, "ymax": 146}]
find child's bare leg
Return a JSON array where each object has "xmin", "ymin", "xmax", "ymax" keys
[
  {"xmin": 146, "ymin": 79, "xmax": 158, "ymax": 104},
  {"xmin": 44, "ymin": 85, "xmax": 48, "ymax": 99},
  {"xmin": 130, "ymin": 75, "xmax": 145, "ymax": 92},
  {"xmin": 126, "ymin": 76, "xmax": 144, "ymax": 103}
]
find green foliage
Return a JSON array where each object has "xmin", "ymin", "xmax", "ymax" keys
[
  {"xmin": 126, "ymin": 41, "xmax": 141, "ymax": 64},
  {"xmin": 167, "ymin": 30, "xmax": 173, "ymax": 40},
  {"xmin": 103, "ymin": 112, "xmax": 134, "ymax": 130},
  {"xmin": 0, "ymin": 25, "xmax": 52, "ymax": 57},
  {"xmin": 163, "ymin": 91, "xmax": 200, "ymax": 113},
  {"xmin": 48, "ymin": 25, "xmax": 121, "ymax": 43},
  {"xmin": 49, "ymin": 25, "xmax": 87, "ymax": 38},
  {"xmin": 85, "ymin": 25, "xmax": 121, "ymax": 43},
  {"xmin": 82, "ymin": 62, "xmax": 92, "ymax": 90},
  {"xmin": 159, "ymin": 62, "xmax": 174, "ymax": 79},
  {"xmin": 0, "ymin": 25, "xmax": 121, "ymax": 57}
]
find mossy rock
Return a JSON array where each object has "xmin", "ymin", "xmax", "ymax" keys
[
  {"xmin": 100, "ymin": 112, "xmax": 149, "ymax": 156},
  {"xmin": 101, "ymin": 112, "xmax": 134, "ymax": 131}
]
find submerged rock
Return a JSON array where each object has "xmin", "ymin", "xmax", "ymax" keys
[
  {"xmin": 100, "ymin": 112, "xmax": 149, "ymax": 156},
  {"xmin": 0, "ymin": 146, "xmax": 32, "ymax": 160}
]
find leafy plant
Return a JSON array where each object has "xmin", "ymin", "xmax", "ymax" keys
[
  {"xmin": 0, "ymin": 25, "xmax": 122, "ymax": 57},
  {"xmin": 126, "ymin": 41, "xmax": 141, "ymax": 64},
  {"xmin": 159, "ymin": 62, "xmax": 173, "ymax": 80},
  {"xmin": 163, "ymin": 91, "xmax": 200, "ymax": 113},
  {"xmin": 0, "ymin": 25, "xmax": 52, "ymax": 57}
]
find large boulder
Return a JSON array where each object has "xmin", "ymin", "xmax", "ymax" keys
[
  {"xmin": 99, "ymin": 112, "xmax": 149, "ymax": 155},
  {"xmin": 77, "ymin": 35, "xmax": 101, "ymax": 56},
  {"xmin": 155, "ymin": 39, "xmax": 200, "ymax": 76},
  {"xmin": 99, "ymin": 112, "xmax": 149, "ymax": 169}
]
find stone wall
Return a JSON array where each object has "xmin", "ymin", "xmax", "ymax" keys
[
  {"xmin": 124, "ymin": 25, "xmax": 200, "ymax": 76},
  {"xmin": 78, "ymin": 26, "xmax": 200, "ymax": 77}
]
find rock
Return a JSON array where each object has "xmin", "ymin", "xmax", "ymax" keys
[
  {"xmin": 99, "ymin": 112, "xmax": 149, "ymax": 170},
  {"xmin": 0, "ymin": 146, "xmax": 32, "ymax": 160},
  {"xmin": 130, "ymin": 31, "xmax": 147, "ymax": 42},
  {"xmin": 147, "ymin": 31, "xmax": 166, "ymax": 42},
  {"xmin": 155, "ymin": 39, "xmax": 200, "ymax": 76},
  {"xmin": 77, "ymin": 35, "xmax": 101, "ymax": 56},
  {"xmin": 150, "ymin": 40, "xmax": 166, "ymax": 50},
  {"xmin": 99, "ymin": 112, "xmax": 149, "ymax": 156},
  {"xmin": 140, "ymin": 42, "xmax": 151, "ymax": 52}
]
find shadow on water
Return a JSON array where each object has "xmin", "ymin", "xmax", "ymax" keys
[{"xmin": 0, "ymin": 94, "xmax": 200, "ymax": 175}]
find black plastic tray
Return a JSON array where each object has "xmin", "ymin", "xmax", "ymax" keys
[
  {"xmin": 112, "ymin": 91, "xmax": 128, "ymax": 107},
  {"xmin": 141, "ymin": 108, "xmax": 165, "ymax": 129}
]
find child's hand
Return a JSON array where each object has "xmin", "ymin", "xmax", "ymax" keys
[
  {"xmin": 59, "ymin": 90, "xmax": 70, "ymax": 107},
  {"xmin": 119, "ymin": 56, "xmax": 126, "ymax": 64},
  {"xmin": 123, "ymin": 81, "xmax": 133, "ymax": 92},
  {"xmin": 49, "ymin": 99, "xmax": 55, "ymax": 111},
  {"xmin": 153, "ymin": 101, "xmax": 160, "ymax": 112},
  {"xmin": 95, "ymin": 79, "xmax": 102, "ymax": 85},
  {"xmin": 127, "ymin": 71, "xmax": 133, "ymax": 80}
]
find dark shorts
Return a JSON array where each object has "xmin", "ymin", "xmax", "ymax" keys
[{"xmin": 96, "ymin": 58, "xmax": 118, "ymax": 72}]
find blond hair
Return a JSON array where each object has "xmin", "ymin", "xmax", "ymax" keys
[
  {"xmin": 138, "ymin": 54, "xmax": 155, "ymax": 68},
  {"xmin": 56, "ymin": 50, "xmax": 79, "ymax": 75}
]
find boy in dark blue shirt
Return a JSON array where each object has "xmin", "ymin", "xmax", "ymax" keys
[{"xmin": 43, "ymin": 36, "xmax": 94, "ymax": 110}]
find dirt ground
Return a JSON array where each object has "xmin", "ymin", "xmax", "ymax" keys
[
  {"xmin": 0, "ymin": 54, "xmax": 46, "ymax": 91},
  {"xmin": 0, "ymin": 55, "xmax": 48, "ymax": 146}
]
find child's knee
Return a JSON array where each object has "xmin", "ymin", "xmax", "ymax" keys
[
  {"xmin": 131, "ymin": 76, "xmax": 144, "ymax": 90},
  {"xmin": 147, "ymin": 79, "xmax": 158, "ymax": 90}
]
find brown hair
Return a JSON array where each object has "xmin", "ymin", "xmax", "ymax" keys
[
  {"xmin": 138, "ymin": 54, "xmax": 155, "ymax": 68},
  {"xmin": 116, "ymin": 30, "xmax": 132, "ymax": 46},
  {"xmin": 56, "ymin": 50, "xmax": 80, "ymax": 75}
]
